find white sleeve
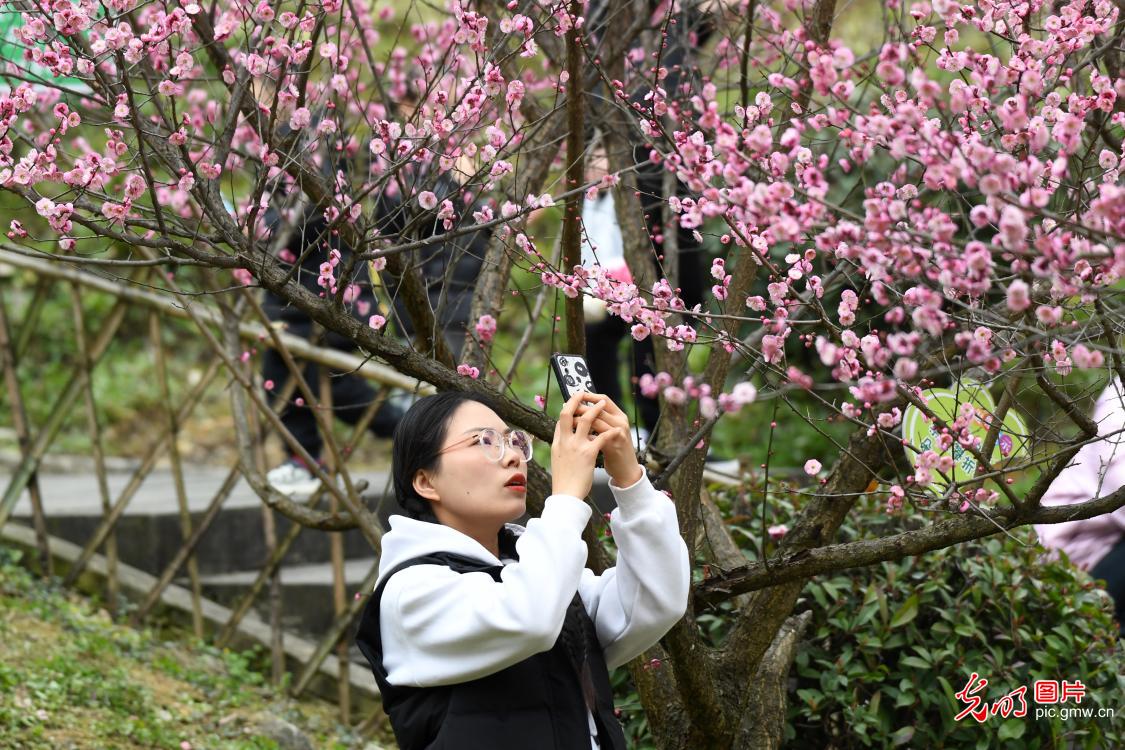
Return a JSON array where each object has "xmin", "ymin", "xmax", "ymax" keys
[
  {"xmin": 1036, "ymin": 378, "xmax": 1125, "ymax": 544},
  {"xmin": 380, "ymin": 495, "xmax": 592, "ymax": 687},
  {"xmin": 577, "ymin": 472, "xmax": 690, "ymax": 670}
]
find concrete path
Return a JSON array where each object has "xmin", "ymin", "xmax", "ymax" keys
[
  {"xmin": 4, "ymin": 459, "xmax": 740, "ymax": 519},
  {"xmin": 6, "ymin": 465, "xmax": 395, "ymax": 516}
]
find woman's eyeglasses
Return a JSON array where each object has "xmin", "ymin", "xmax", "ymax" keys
[{"xmin": 434, "ymin": 427, "xmax": 534, "ymax": 463}]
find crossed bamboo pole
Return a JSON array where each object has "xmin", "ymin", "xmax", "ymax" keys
[
  {"xmin": 150, "ymin": 309, "xmax": 206, "ymax": 636},
  {"xmin": 67, "ymin": 282, "xmax": 119, "ymax": 614},
  {"xmin": 61, "ymin": 358, "xmax": 222, "ymax": 587},
  {"xmin": 0, "ymin": 256, "xmax": 400, "ymax": 722},
  {"xmin": 0, "ymin": 297, "xmax": 129, "ymax": 527},
  {"xmin": 0, "ymin": 286, "xmax": 51, "ymax": 575}
]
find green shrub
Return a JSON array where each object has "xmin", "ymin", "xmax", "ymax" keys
[
  {"xmin": 776, "ymin": 498, "xmax": 1125, "ymax": 748},
  {"xmin": 611, "ymin": 483, "xmax": 1125, "ymax": 748}
]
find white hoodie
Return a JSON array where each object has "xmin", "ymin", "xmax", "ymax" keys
[{"xmin": 375, "ymin": 471, "xmax": 690, "ymax": 744}]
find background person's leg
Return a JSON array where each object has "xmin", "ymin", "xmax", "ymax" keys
[
  {"xmin": 676, "ymin": 247, "xmax": 707, "ymax": 310},
  {"xmin": 388, "ymin": 296, "xmax": 469, "ymax": 359},
  {"xmin": 1090, "ymin": 534, "xmax": 1125, "ymax": 638},
  {"xmin": 327, "ymin": 370, "xmax": 410, "ymax": 439},
  {"xmin": 585, "ymin": 314, "xmax": 628, "ymax": 407},
  {"xmin": 322, "ymin": 330, "xmax": 401, "ymax": 439},
  {"xmin": 628, "ymin": 335, "xmax": 660, "ymax": 435},
  {"xmin": 262, "ymin": 349, "xmax": 326, "ymax": 494},
  {"xmin": 262, "ymin": 347, "xmax": 325, "ymax": 461}
]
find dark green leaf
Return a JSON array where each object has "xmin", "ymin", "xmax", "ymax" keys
[
  {"xmin": 997, "ymin": 720, "xmax": 1026, "ymax": 741},
  {"xmin": 890, "ymin": 594, "xmax": 920, "ymax": 628}
]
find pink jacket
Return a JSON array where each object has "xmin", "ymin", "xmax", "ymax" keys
[{"xmin": 1034, "ymin": 378, "xmax": 1125, "ymax": 571}]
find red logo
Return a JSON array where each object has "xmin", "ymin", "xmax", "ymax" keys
[
  {"xmin": 954, "ymin": 673, "xmax": 1028, "ymax": 722},
  {"xmin": 955, "ymin": 674, "xmax": 1087, "ymax": 722}
]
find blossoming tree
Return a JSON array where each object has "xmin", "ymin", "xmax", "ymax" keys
[{"xmin": 1, "ymin": 0, "xmax": 1124, "ymax": 745}]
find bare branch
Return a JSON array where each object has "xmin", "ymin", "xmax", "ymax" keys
[{"xmin": 695, "ymin": 480, "xmax": 1125, "ymax": 608}]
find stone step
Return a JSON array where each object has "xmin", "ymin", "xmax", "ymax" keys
[
  {"xmin": 195, "ymin": 557, "xmax": 380, "ymax": 645},
  {"xmin": 7, "ymin": 465, "xmax": 396, "ymax": 517},
  {"xmin": 6, "ymin": 466, "xmax": 394, "ymax": 576}
]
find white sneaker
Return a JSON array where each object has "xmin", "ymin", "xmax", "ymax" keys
[
  {"xmin": 631, "ymin": 427, "xmax": 650, "ymax": 452},
  {"xmin": 266, "ymin": 459, "xmax": 321, "ymax": 496},
  {"xmin": 703, "ymin": 453, "xmax": 741, "ymax": 477}
]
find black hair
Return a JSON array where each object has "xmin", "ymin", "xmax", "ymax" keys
[{"xmin": 391, "ymin": 391, "xmax": 496, "ymax": 523}]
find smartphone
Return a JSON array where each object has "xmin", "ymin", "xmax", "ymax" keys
[
  {"xmin": 550, "ymin": 352, "xmax": 597, "ymax": 404},
  {"xmin": 550, "ymin": 352, "xmax": 604, "ymax": 467}
]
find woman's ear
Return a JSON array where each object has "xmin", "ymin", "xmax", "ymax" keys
[{"xmin": 412, "ymin": 468, "xmax": 440, "ymax": 503}]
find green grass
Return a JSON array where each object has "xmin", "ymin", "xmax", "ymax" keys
[{"xmin": 0, "ymin": 547, "xmax": 388, "ymax": 750}]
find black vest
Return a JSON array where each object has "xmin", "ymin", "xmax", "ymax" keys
[{"xmin": 355, "ymin": 551, "xmax": 628, "ymax": 750}]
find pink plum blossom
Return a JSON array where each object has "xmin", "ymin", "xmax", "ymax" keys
[{"xmin": 475, "ymin": 314, "xmax": 497, "ymax": 342}]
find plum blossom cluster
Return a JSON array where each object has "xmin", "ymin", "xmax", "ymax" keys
[
  {"xmin": 474, "ymin": 315, "xmax": 497, "ymax": 343},
  {"xmin": 530, "ymin": 256, "xmax": 715, "ymax": 353},
  {"xmin": 907, "ymin": 401, "xmax": 992, "ymax": 489},
  {"xmin": 318, "ymin": 249, "xmax": 342, "ymax": 295},
  {"xmin": 617, "ymin": 0, "xmax": 1125, "ymax": 432},
  {"xmin": 879, "ymin": 479, "xmax": 996, "ymax": 515},
  {"xmin": 1, "ymin": 0, "xmax": 1123, "ymax": 522},
  {"xmin": 0, "ymin": 0, "xmax": 550, "ymax": 249},
  {"xmin": 637, "ymin": 372, "xmax": 757, "ymax": 417}
]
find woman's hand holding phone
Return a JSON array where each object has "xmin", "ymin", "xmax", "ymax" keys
[
  {"xmin": 551, "ymin": 391, "xmax": 643, "ymax": 497},
  {"xmin": 551, "ymin": 391, "xmax": 618, "ymax": 498},
  {"xmin": 579, "ymin": 393, "xmax": 644, "ymax": 487}
]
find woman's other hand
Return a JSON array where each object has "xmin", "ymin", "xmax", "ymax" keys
[
  {"xmin": 579, "ymin": 393, "xmax": 644, "ymax": 487},
  {"xmin": 551, "ymin": 391, "xmax": 619, "ymax": 498}
]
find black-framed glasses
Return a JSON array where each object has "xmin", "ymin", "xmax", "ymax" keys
[{"xmin": 433, "ymin": 427, "xmax": 534, "ymax": 463}]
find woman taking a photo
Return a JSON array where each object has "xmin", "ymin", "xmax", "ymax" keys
[{"xmin": 356, "ymin": 389, "xmax": 690, "ymax": 749}]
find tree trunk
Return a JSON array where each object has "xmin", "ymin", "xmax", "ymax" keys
[{"xmin": 734, "ymin": 612, "xmax": 812, "ymax": 749}]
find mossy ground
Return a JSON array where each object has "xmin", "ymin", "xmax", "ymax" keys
[{"xmin": 0, "ymin": 547, "xmax": 393, "ymax": 750}]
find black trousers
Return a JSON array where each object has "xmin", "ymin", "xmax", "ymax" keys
[
  {"xmin": 261, "ymin": 320, "xmax": 401, "ymax": 461},
  {"xmin": 1090, "ymin": 534, "xmax": 1125, "ymax": 638},
  {"xmin": 583, "ymin": 248, "xmax": 706, "ymax": 438},
  {"xmin": 262, "ymin": 289, "xmax": 470, "ymax": 461},
  {"xmin": 585, "ymin": 313, "xmax": 661, "ymax": 435}
]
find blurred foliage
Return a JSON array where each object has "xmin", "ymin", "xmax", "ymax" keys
[
  {"xmin": 0, "ymin": 270, "xmax": 213, "ymax": 456},
  {"xmin": 782, "ymin": 517, "xmax": 1125, "ymax": 748},
  {"xmin": 783, "ymin": 536, "xmax": 1125, "ymax": 749}
]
